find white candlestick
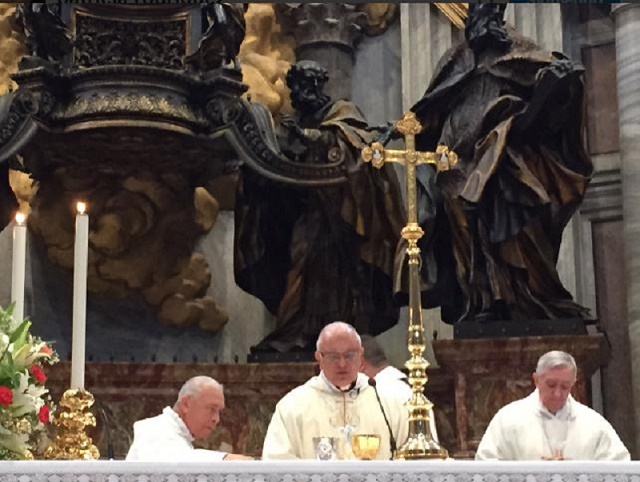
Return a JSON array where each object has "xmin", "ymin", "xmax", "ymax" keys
[
  {"xmin": 71, "ymin": 202, "xmax": 89, "ymax": 391},
  {"xmin": 11, "ymin": 212, "xmax": 27, "ymax": 324}
]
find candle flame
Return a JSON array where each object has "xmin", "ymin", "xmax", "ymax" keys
[
  {"xmin": 76, "ymin": 202, "xmax": 87, "ymax": 214},
  {"xmin": 15, "ymin": 212, "xmax": 26, "ymax": 225}
]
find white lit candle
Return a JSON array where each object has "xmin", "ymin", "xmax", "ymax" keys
[
  {"xmin": 71, "ymin": 202, "xmax": 89, "ymax": 391},
  {"xmin": 11, "ymin": 212, "xmax": 27, "ymax": 324}
]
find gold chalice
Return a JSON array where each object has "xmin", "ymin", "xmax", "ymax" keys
[{"xmin": 351, "ymin": 434, "xmax": 381, "ymax": 460}]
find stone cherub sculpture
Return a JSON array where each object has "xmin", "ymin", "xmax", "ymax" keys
[
  {"xmin": 234, "ymin": 60, "xmax": 404, "ymax": 353},
  {"xmin": 387, "ymin": 3, "xmax": 592, "ymax": 325}
]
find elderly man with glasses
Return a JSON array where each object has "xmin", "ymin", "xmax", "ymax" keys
[{"xmin": 262, "ymin": 322, "xmax": 408, "ymax": 459}]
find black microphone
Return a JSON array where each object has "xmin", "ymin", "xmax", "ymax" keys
[
  {"xmin": 368, "ymin": 378, "xmax": 397, "ymax": 460},
  {"xmin": 96, "ymin": 400, "xmax": 115, "ymax": 460}
]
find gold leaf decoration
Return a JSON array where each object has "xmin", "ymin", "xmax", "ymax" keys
[{"xmin": 434, "ymin": 3, "xmax": 468, "ymax": 29}]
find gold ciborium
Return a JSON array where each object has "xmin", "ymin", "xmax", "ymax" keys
[{"xmin": 351, "ymin": 434, "xmax": 381, "ymax": 460}]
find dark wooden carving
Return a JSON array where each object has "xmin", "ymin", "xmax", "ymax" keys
[{"xmin": 73, "ymin": 10, "xmax": 187, "ymax": 69}]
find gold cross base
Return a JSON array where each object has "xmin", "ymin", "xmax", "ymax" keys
[{"xmin": 396, "ymin": 432, "xmax": 449, "ymax": 460}]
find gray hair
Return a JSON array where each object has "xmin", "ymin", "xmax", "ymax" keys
[
  {"xmin": 360, "ymin": 334, "xmax": 388, "ymax": 367},
  {"xmin": 316, "ymin": 321, "xmax": 362, "ymax": 351},
  {"xmin": 535, "ymin": 351, "xmax": 577, "ymax": 375},
  {"xmin": 177, "ymin": 376, "xmax": 223, "ymax": 401}
]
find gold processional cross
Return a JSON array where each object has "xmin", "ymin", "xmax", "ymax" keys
[{"xmin": 361, "ymin": 111, "xmax": 457, "ymax": 460}]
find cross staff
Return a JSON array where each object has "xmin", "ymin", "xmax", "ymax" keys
[
  {"xmin": 362, "ymin": 112, "xmax": 457, "ymax": 227},
  {"xmin": 361, "ymin": 111, "xmax": 457, "ymax": 460}
]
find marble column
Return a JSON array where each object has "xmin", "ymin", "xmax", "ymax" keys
[
  {"xmin": 351, "ymin": 21, "xmax": 402, "ymax": 126},
  {"xmin": 504, "ymin": 3, "xmax": 563, "ymax": 53},
  {"xmin": 276, "ymin": 4, "xmax": 366, "ymax": 102},
  {"xmin": 400, "ymin": 3, "xmax": 461, "ymax": 111},
  {"xmin": 612, "ymin": 2, "xmax": 640, "ymax": 455}
]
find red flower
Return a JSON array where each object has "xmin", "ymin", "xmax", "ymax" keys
[
  {"xmin": 40, "ymin": 344, "xmax": 53, "ymax": 356},
  {"xmin": 0, "ymin": 386, "xmax": 13, "ymax": 407},
  {"xmin": 38, "ymin": 405, "xmax": 50, "ymax": 424},
  {"xmin": 29, "ymin": 365, "xmax": 46, "ymax": 384}
]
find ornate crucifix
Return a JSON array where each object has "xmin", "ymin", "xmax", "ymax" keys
[{"xmin": 361, "ymin": 111, "xmax": 457, "ymax": 460}]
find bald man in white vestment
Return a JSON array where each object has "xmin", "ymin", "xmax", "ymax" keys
[
  {"xmin": 476, "ymin": 351, "xmax": 629, "ymax": 461},
  {"xmin": 126, "ymin": 376, "xmax": 250, "ymax": 461},
  {"xmin": 262, "ymin": 322, "xmax": 409, "ymax": 460}
]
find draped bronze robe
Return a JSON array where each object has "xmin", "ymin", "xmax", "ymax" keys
[
  {"xmin": 235, "ymin": 100, "xmax": 404, "ymax": 352},
  {"xmin": 406, "ymin": 32, "xmax": 592, "ymax": 323}
]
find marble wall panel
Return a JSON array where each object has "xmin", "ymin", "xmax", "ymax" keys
[{"xmin": 45, "ymin": 362, "xmax": 457, "ymax": 459}]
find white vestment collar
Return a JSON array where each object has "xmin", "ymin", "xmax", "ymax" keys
[
  {"xmin": 162, "ymin": 406, "xmax": 194, "ymax": 442},
  {"xmin": 531, "ymin": 389, "xmax": 574, "ymax": 421},
  {"xmin": 376, "ymin": 366, "xmax": 407, "ymax": 383},
  {"xmin": 319, "ymin": 371, "xmax": 369, "ymax": 393}
]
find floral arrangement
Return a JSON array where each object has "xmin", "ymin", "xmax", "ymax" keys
[{"xmin": 0, "ymin": 305, "xmax": 58, "ymax": 459}]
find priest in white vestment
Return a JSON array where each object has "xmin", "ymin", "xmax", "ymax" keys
[
  {"xmin": 126, "ymin": 376, "xmax": 250, "ymax": 461},
  {"xmin": 476, "ymin": 350, "xmax": 629, "ymax": 461},
  {"xmin": 360, "ymin": 334, "xmax": 438, "ymax": 442},
  {"xmin": 262, "ymin": 322, "xmax": 409, "ymax": 460}
]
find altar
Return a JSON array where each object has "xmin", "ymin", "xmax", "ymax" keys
[{"xmin": 1, "ymin": 460, "xmax": 640, "ymax": 482}]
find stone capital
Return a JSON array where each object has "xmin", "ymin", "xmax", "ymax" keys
[
  {"xmin": 276, "ymin": 3, "xmax": 367, "ymax": 56},
  {"xmin": 611, "ymin": 3, "xmax": 640, "ymax": 17}
]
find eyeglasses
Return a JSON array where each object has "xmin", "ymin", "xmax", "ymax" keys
[{"xmin": 320, "ymin": 351, "xmax": 359, "ymax": 363}]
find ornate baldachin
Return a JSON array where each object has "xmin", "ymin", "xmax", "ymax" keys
[{"xmin": 9, "ymin": 64, "xmax": 247, "ymax": 136}]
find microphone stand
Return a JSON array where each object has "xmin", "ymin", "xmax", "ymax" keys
[
  {"xmin": 95, "ymin": 399, "xmax": 115, "ymax": 459},
  {"xmin": 368, "ymin": 378, "xmax": 397, "ymax": 460}
]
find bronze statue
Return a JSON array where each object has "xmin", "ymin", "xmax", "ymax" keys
[
  {"xmin": 235, "ymin": 60, "xmax": 404, "ymax": 353},
  {"xmin": 13, "ymin": 0, "xmax": 72, "ymax": 68},
  {"xmin": 186, "ymin": 1, "xmax": 246, "ymax": 72},
  {"xmin": 0, "ymin": 98, "xmax": 23, "ymax": 230},
  {"xmin": 394, "ymin": 3, "xmax": 592, "ymax": 324},
  {"xmin": 0, "ymin": 162, "xmax": 17, "ymax": 229}
]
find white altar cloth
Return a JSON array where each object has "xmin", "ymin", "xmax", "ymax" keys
[{"xmin": 0, "ymin": 460, "xmax": 639, "ymax": 482}]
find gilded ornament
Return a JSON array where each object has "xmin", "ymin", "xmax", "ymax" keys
[
  {"xmin": 62, "ymin": 91, "xmax": 196, "ymax": 124},
  {"xmin": 396, "ymin": 112, "xmax": 422, "ymax": 136},
  {"xmin": 361, "ymin": 141, "xmax": 386, "ymax": 169},
  {"xmin": 434, "ymin": 3, "xmax": 468, "ymax": 29},
  {"xmin": 361, "ymin": 112, "xmax": 457, "ymax": 460},
  {"xmin": 45, "ymin": 389, "xmax": 99, "ymax": 460},
  {"xmin": 435, "ymin": 144, "xmax": 458, "ymax": 172}
]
